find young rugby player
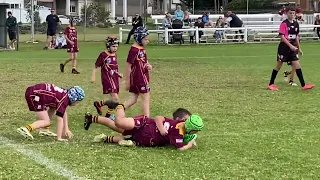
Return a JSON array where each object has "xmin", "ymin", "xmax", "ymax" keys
[
  {"xmin": 60, "ymin": 18, "xmax": 80, "ymax": 74},
  {"xmin": 268, "ymin": 7, "xmax": 314, "ymax": 91},
  {"xmin": 124, "ymin": 26, "xmax": 152, "ymax": 117},
  {"xmin": 17, "ymin": 83, "xmax": 85, "ymax": 141},
  {"xmin": 91, "ymin": 37, "xmax": 122, "ymax": 120},
  {"xmin": 85, "ymin": 101, "xmax": 203, "ymax": 150}
]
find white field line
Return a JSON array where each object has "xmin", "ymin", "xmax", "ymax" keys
[
  {"xmin": 0, "ymin": 53, "xmax": 320, "ymax": 61},
  {"xmin": 0, "ymin": 136, "xmax": 88, "ymax": 180}
]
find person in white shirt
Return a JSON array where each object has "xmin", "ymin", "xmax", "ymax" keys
[{"xmin": 55, "ymin": 32, "xmax": 67, "ymax": 49}]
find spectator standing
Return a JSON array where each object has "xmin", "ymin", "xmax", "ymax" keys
[
  {"xmin": 126, "ymin": 13, "xmax": 143, "ymax": 44},
  {"xmin": 6, "ymin": 11, "xmax": 17, "ymax": 50},
  {"xmin": 44, "ymin": 9, "xmax": 60, "ymax": 50},
  {"xmin": 174, "ymin": 5, "xmax": 184, "ymax": 21},
  {"xmin": 215, "ymin": 16, "xmax": 224, "ymax": 42},
  {"xmin": 314, "ymin": 15, "xmax": 320, "ymax": 39}
]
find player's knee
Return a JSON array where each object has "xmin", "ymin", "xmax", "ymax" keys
[{"xmin": 114, "ymin": 118, "xmax": 124, "ymax": 128}]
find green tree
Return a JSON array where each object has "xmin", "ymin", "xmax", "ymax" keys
[{"xmin": 81, "ymin": 1, "xmax": 111, "ymax": 27}]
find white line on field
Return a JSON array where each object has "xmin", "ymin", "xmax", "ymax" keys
[{"xmin": 0, "ymin": 135, "xmax": 88, "ymax": 180}]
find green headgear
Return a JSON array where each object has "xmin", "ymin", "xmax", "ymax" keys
[
  {"xmin": 184, "ymin": 115, "xmax": 204, "ymax": 133},
  {"xmin": 183, "ymin": 134, "xmax": 197, "ymax": 144}
]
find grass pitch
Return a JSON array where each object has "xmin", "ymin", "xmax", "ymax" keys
[{"xmin": 1, "ymin": 42, "xmax": 320, "ymax": 179}]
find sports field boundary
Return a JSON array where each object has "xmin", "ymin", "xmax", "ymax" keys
[{"xmin": 0, "ymin": 135, "xmax": 88, "ymax": 180}]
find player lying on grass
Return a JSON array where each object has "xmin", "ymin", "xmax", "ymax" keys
[
  {"xmin": 267, "ymin": 7, "xmax": 314, "ymax": 91},
  {"xmin": 91, "ymin": 36, "xmax": 122, "ymax": 120},
  {"xmin": 17, "ymin": 83, "xmax": 85, "ymax": 141},
  {"xmin": 84, "ymin": 101, "xmax": 203, "ymax": 150}
]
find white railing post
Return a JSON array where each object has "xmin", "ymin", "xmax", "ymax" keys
[
  {"xmin": 244, "ymin": 26, "xmax": 248, "ymax": 43},
  {"xmin": 195, "ymin": 26, "xmax": 199, "ymax": 44},
  {"xmin": 119, "ymin": 27, "xmax": 123, "ymax": 43},
  {"xmin": 164, "ymin": 28, "xmax": 169, "ymax": 44}
]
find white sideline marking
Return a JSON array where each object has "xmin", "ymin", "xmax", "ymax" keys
[{"xmin": 0, "ymin": 136, "xmax": 88, "ymax": 180}]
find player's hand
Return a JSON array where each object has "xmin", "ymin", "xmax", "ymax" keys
[
  {"xmin": 159, "ymin": 128, "xmax": 168, "ymax": 136},
  {"xmin": 146, "ymin": 63, "xmax": 152, "ymax": 72},
  {"xmin": 125, "ymin": 81, "xmax": 130, "ymax": 90},
  {"xmin": 57, "ymin": 138, "xmax": 68, "ymax": 142},
  {"xmin": 64, "ymin": 130, "xmax": 73, "ymax": 139},
  {"xmin": 290, "ymin": 46, "xmax": 298, "ymax": 52},
  {"xmin": 70, "ymin": 41, "xmax": 74, "ymax": 45},
  {"xmin": 118, "ymin": 73, "xmax": 123, "ymax": 78},
  {"xmin": 298, "ymin": 49, "xmax": 303, "ymax": 56}
]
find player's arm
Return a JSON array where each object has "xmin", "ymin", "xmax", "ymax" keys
[
  {"xmin": 178, "ymin": 140, "xmax": 196, "ymax": 151},
  {"xmin": 92, "ymin": 53, "xmax": 103, "ymax": 83},
  {"xmin": 62, "ymin": 111, "xmax": 73, "ymax": 139},
  {"xmin": 154, "ymin": 116, "xmax": 167, "ymax": 135},
  {"xmin": 56, "ymin": 115, "xmax": 65, "ymax": 141},
  {"xmin": 125, "ymin": 49, "xmax": 135, "ymax": 89}
]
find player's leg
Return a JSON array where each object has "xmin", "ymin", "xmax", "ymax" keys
[
  {"xmin": 268, "ymin": 59, "xmax": 283, "ymax": 91},
  {"xmin": 140, "ymin": 92, "xmax": 150, "ymax": 117},
  {"xmin": 291, "ymin": 60, "xmax": 314, "ymax": 90},
  {"xmin": 84, "ymin": 112, "xmax": 124, "ymax": 133},
  {"xmin": 93, "ymin": 134, "xmax": 125, "ymax": 143},
  {"xmin": 124, "ymin": 93, "xmax": 138, "ymax": 110},
  {"xmin": 60, "ymin": 52, "xmax": 73, "ymax": 73},
  {"xmin": 17, "ymin": 111, "xmax": 51, "ymax": 140},
  {"xmin": 71, "ymin": 52, "xmax": 80, "ymax": 74},
  {"xmin": 39, "ymin": 108, "xmax": 57, "ymax": 137},
  {"xmin": 288, "ymin": 65, "xmax": 297, "ymax": 86}
]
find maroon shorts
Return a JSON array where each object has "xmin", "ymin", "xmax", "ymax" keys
[
  {"xmin": 25, "ymin": 87, "xmax": 46, "ymax": 112},
  {"xmin": 122, "ymin": 116, "xmax": 156, "ymax": 147},
  {"xmin": 67, "ymin": 45, "xmax": 79, "ymax": 53},
  {"xmin": 129, "ymin": 84, "xmax": 150, "ymax": 94},
  {"xmin": 102, "ymin": 79, "xmax": 119, "ymax": 94}
]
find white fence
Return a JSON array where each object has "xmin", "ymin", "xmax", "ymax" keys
[
  {"xmin": 119, "ymin": 24, "xmax": 320, "ymax": 45},
  {"xmin": 151, "ymin": 13, "xmax": 318, "ymax": 25}
]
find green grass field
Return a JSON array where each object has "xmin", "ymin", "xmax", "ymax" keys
[{"xmin": 1, "ymin": 42, "xmax": 320, "ymax": 179}]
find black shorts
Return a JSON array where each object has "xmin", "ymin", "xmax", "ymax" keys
[
  {"xmin": 277, "ymin": 43, "xmax": 299, "ymax": 63},
  {"xmin": 8, "ymin": 30, "xmax": 16, "ymax": 41},
  {"xmin": 47, "ymin": 28, "xmax": 57, "ymax": 36}
]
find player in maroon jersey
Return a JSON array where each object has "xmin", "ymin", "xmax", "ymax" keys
[
  {"xmin": 17, "ymin": 83, "xmax": 85, "ymax": 141},
  {"xmin": 91, "ymin": 36, "xmax": 123, "ymax": 120},
  {"xmin": 60, "ymin": 18, "xmax": 80, "ymax": 74},
  {"xmin": 267, "ymin": 7, "xmax": 314, "ymax": 91},
  {"xmin": 85, "ymin": 101, "xmax": 203, "ymax": 150},
  {"xmin": 124, "ymin": 26, "xmax": 152, "ymax": 117}
]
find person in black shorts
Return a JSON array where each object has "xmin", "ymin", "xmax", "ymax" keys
[
  {"xmin": 44, "ymin": 9, "xmax": 60, "ymax": 50},
  {"xmin": 6, "ymin": 12, "xmax": 17, "ymax": 50},
  {"xmin": 267, "ymin": 7, "xmax": 314, "ymax": 91}
]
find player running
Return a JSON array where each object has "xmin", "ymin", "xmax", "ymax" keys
[
  {"xmin": 91, "ymin": 36, "xmax": 122, "ymax": 120},
  {"xmin": 60, "ymin": 18, "xmax": 80, "ymax": 74},
  {"xmin": 124, "ymin": 26, "xmax": 152, "ymax": 117},
  {"xmin": 267, "ymin": 7, "xmax": 314, "ymax": 91},
  {"xmin": 17, "ymin": 83, "xmax": 85, "ymax": 141},
  {"xmin": 84, "ymin": 101, "xmax": 203, "ymax": 150}
]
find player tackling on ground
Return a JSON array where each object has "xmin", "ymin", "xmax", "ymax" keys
[
  {"xmin": 84, "ymin": 101, "xmax": 203, "ymax": 150},
  {"xmin": 268, "ymin": 7, "xmax": 314, "ymax": 91},
  {"xmin": 17, "ymin": 83, "xmax": 85, "ymax": 141},
  {"xmin": 91, "ymin": 37, "xmax": 122, "ymax": 120},
  {"xmin": 60, "ymin": 18, "xmax": 80, "ymax": 74}
]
